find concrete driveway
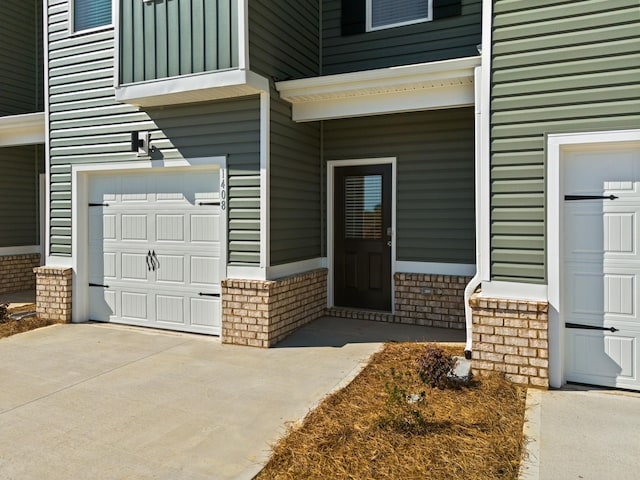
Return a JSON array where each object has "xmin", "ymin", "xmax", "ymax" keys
[
  {"xmin": 521, "ymin": 386, "xmax": 640, "ymax": 480},
  {"xmin": 0, "ymin": 317, "xmax": 463, "ymax": 479}
]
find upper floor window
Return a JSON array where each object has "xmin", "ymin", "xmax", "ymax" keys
[
  {"xmin": 73, "ymin": 0, "xmax": 112, "ymax": 32},
  {"xmin": 367, "ymin": 0, "xmax": 432, "ymax": 31}
]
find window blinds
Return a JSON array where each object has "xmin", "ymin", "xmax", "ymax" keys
[
  {"xmin": 74, "ymin": 0, "xmax": 112, "ymax": 32},
  {"xmin": 371, "ymin": 0, "xmax": 429, "ymax": 29}
]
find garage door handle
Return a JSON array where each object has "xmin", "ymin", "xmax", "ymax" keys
[
  {"xmin": 566, "ymin": 322, "xmax": 619, "ymax": 333},
  {"xmin": 152, "ymin": 250, "xmax": 159, "ymax": 270},
  {"xmin": 198, "ymin": 293, "xmax": 220, "ymax": 297},
  {"xmin": 89, "ymin": 283, "xmax": 109, "ymax": 288},
  {"xmin": 146, "ymin": 251, "xmax": 153, "ymax": 271}
]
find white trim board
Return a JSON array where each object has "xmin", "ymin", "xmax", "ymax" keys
[
  {"xmin": 115, "ymin": 70, "xmax": 268, "ymax": 107},
  {"xmin": 327, "ymin": 158, "xmax": 397, "ymax": 311},
  {"xmin": 0, "ymin": 246, "xmax": 41, "ymax": 256},
  {"xmin": 71, "ymin": 157, "xmax": 228, "ymax": 324},
  {"xmin": 479, "ymin": 281, "xmax": 548, "ymax": 303},
  {"xmin": 396, "ymin": 261, "xmax": 476, "ymax": 277},
  {"xmin": 267, "ymin": 257, "xmax": 327, "ymax": 280},
  {"xmin": 0, "ymin": 113, "xmax": 46, "ymax": 147},
  {"xmin": 276, "ymin": 56, "xmax": 480, "ymax": 122},
  {"xmin": 547, "ymin": 128, "xmax": 640, "ymax": 389}
]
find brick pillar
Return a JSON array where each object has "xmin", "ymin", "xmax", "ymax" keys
[
  {"xmin": 222, "ymin": 269, "xmax": 327, "ymax": 347},
  {"xmin": 469, "ymin": 293, "xmax": 549, "ymax": 388},
  {"xmin": 34, "ymin": 267, "xmax": 73, "ymax": 323}
]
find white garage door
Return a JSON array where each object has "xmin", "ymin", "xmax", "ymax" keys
[
  {"xmin": 88, "ymin": 169, "xmax": 222, "ymax": 335},
  {"xmin": 563, "ymin": 146, "xmax": 640, "ymax": 391}
]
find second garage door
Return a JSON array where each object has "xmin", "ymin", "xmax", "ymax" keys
[{"xmin": 88, "ymin": 169, "xmax": 223, "ymax": 335}]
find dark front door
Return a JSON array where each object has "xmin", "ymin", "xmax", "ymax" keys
[{"xmin": 334, "ymin": 164, "xmax": 392, "ymax": 311}]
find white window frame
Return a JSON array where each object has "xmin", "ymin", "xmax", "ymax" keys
[
  {"xmin": 69, "ymin": 0, "xmax": 114, "ymax": 36},
  {"xmin": 366, "ymin": 0, "xmax": 433, "ymax": 32}
]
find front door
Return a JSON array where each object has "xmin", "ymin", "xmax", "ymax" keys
[
  {"xmin": 563, "ymin": 146, "xmax": 640, "ymax": 391},
  {"xmin": 334, "ymin": 164, "xmax": 392, "ymax": 311}
]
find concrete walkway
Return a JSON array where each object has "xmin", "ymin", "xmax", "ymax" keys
[
  {"xmin": 521, "ymin": 386, "xmax": 640, "ymax": 480},
  {"xmin": 0, "ymin": 317, "xmax": 463, "ymax": 480}
]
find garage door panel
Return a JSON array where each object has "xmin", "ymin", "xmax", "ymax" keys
[
  {"xmin": 121, "ymin": 253, "xmax": 149, "ymax": 281},
  {"xmin": 156, "ymin": 214, "xmax": 185, "ymax": 242},
  {"xmin": 564, "ymin": 146, "xmax": 640, "ymax": 390},
  {"xmin": 121, "ymin": 291, "xmax": 149, "ymax": 321},
  {"xmin": 121, "ymin": 215, "xmax": 148, "ymax": 241},
  {"xmin": 156, "ymin": 295, "xmax": 185, "ymax": 325},
  {"xmin": 89, "ymin": 168, "xmax": 222, "ymax": 336},
  {"xmin": 155, "ymin": 255, "xmax": 185, "ymax": 283},
  {"xmin": 191, "ymin": 256, "xmax": 220, "ymax": 286},
  {"xmin": 191, "ymin": 297, "xmax": 221, "ymax": 330}
]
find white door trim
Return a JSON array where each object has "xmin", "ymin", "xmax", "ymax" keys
[
  {"xmin": 327, "ymin": 157, "xmax": 397, "ymax": 311},
  {"xmin": 547, "ymin": 129, "xmax": 640, "ymax": 388},
  {"xmin": 72, "ymin": 156, "xmax": 227, "ymax": 324}
]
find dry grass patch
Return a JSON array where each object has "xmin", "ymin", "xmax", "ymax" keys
[
  {"xmin": 0, "ymin": 305, "xmax": 56, "ymax": 339},
  {"xmin": 258, "ymin": 343, "xmax": 526, "ymax": 480}
]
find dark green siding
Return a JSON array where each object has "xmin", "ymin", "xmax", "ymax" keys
[
  {"xmin": 270, "ymin": 90, "xmax": 322, "ymax": 265},
  {"xmin": 323, "ymin": 108, "xmax": 475, "ymax": 264},
  {"xmin": 119, "ymin": 0, "xmax": 239, "ymax": 84},
  {"xmin": 322, "ymin": 0, "xmax": 482, "ymax": 75},
  {"xmin": 0, "ymin": 146, "xmax": 43, "ymax": 247},
  {"xmin": 249, "ymin": 0, "xmax": 320, "ymax": 80},
  {"xmin": 47, "ymin": 0, "xmax": 260, "ymax": 264},
  {"xmin": 1, "ymin": 0, "xmax": 43, "ymax": 115},
  {"xmin": 491, "ymin": 0, "xmax": 640, "ymax": 283}
]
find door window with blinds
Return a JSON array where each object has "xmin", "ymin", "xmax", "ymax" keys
[
  {"xmin": 73, "ymin": 0, "xmax": 112, "ymax": 32},
  {"xmin": 368, "ymin": 0, "xmax": 432, "ymax": 31},
  {"xmin": 344, "ymin": 175, "xmax": 383, "ymax": 239}
]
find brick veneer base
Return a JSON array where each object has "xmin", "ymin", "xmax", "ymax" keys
[
  {"xmin": 469, "ymin": 293, "xmax": 549, "ymax": 388},
  {"xmin": 0, "ymin": 253, "xmax": 40, "ymax": 294},
  {"xmin": 34, "ymin": 267, "xmax": 73, "ymax": 323},
  {"xmin": 222, "ymin": 269, "xmax": 327, "ymax": 347},
  {"xmin": 395, "ymin": 273, "xmax": 471, "ymax": 329}
]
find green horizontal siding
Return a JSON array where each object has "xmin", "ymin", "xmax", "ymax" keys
[
  {"xmin": 0, "ymin": 146, "xmax": 42, "ymax": 247},
  {"xmin": 490, "ymin": 0, "xmax": 640, "ymax": 283},
  {"xmin": 323, "ymin": 108, "xmax": 475, "ymax": 264},
  {"xmin": 47, "ymin": 0, "xmax": 260, "ymax": 264},
  {"xmin": 322, "ymin": 0, "xmax": 482, "ymax": 75},
  {"xmin": 249, "ymin": 0, "xmax": 320, "ymax": 80},
  {"xmin": 119, "ymin": 0, "xmax": 238, "ymax": 84},
  {"xmin": 270, "ymin": 89, "xmax": 321, "ymax": 266},
  {"xmin": 1, "ymin": 0, "xmax": 43, "ymax": 115}
]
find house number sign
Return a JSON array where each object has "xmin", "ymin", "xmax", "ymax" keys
[{"xmin": 220, "ymin": 177, "xmax": 226, "ymax": 211}]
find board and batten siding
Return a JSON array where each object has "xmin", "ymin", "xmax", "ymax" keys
[
  {"xmin": 322, "ymin": 0, "xmax": 482, "ymax": 75},
  {"xmin": 249, "ymin": 0, "xmax": 320, "ymax": 81},
  {"xmin": 0, "ymin": 145, "xmax": 43, "ymax": 247},
  {"xmin": 323, "ymin": 108, "xmax": 475, "ymax": 264},
  {"xmin": 270, "ymin": 90, "xmax": 321, "ymax": 266},
  {"xmin": 1, "ymin": 0, "xmax": 43, "ymax": 115},
  {"xmin": 491, "ymin": 0, "xmax": 640, "ymax": 283},
  {"xmin": 47, "ymin": 0, "xmax": 261, "ymax": 264},
  {"xmin": 119, "ymin": 0, "xmax": 239, "ymax": 84}
]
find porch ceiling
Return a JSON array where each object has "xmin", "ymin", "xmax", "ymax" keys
[{"xmin": 276, "ymin": 56, "xmax": 480, "ymax": 122}]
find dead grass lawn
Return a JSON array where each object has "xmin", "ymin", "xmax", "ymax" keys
[
  {"xmin": 257, "ymin": 343, "xmax": 526, "ymax": 480},
  {"xmin": 0, "ymin": 316, "xmax": 57, "ymax": 340}
]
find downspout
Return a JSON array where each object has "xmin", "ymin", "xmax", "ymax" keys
[{"xmin": 463, "ymin": 64, "xmax": 484, "ymax": 359}]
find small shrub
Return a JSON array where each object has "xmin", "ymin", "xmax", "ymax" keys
[
  {"xmin": 378, "ymin": 368, "xmax": 431, "ymax": 434},
  {"xmin": 415, "ymin": 344, "xmax": 456, "ymax": 389},
  {"xmin": 0, "ymin": 303, "xmax": 8, "ymax": 322}
]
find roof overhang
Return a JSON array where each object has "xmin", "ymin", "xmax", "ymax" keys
[
  {"xmin": 276, "ymin": 56, "xmax": 481, "ymax": 122},
  {"xmin": 115, "ymin": 69, "xmax": 269, "ymax": 108},
  {"xmin": 0, "ymin": 112, "xmax": 46, "ymax": 146}
]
